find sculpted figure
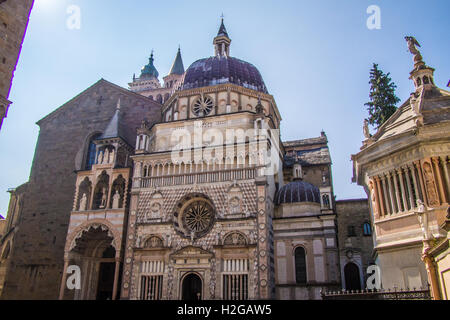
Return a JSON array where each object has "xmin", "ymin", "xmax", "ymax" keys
[
  {"xmin": 103, "ymin": 148, "xmax": 110, "ymax": 164},
  {"xmin": 112, "ymin": 190, "xmax": 120, "ymax": 209},
  {"xmin": 98, "ymin": 151, "xmax": 104, "ymax": 164},
  {"xmin": 416, "ymin": 199, "xmax": 430, "ymax": 240},
  {"xmin": 110, "ymin": 148, "xmax": 115, "ymax": 164},
  {"xmin": 363, "ymin": 119, "xmax": 370, "ymax": 139},
  {"xmin": 100, "ymin": 187, "xmax": 107, "ymax": 208},
  {"xmin": 423, "ymin": 163, "xmax": 439, "ymax": 205},
  {"xmin": 405, "ymin": 36, "xmax": 424, "ymax": 67},
  {"xmin": 79, "ymin": 193, "xmax": 87, "ymax": 211}
]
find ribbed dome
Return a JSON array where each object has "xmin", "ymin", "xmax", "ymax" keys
[
  {"xmin": 275, "ymin": 181, "xmax": 321, "ymax": 205},
  {"xmin": 182, "ymin": 56, "xmax": 268, "ymax": 93}
]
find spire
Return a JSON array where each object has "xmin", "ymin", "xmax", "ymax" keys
[
  {"xmin": 169, "ymin": 47, "xmax": 185, "ymax": 75},
  {"xmin": 140, "ymin": 50, "xmax": 159, "ymax": 79},
  {"xmin": 217, "ymin": 17, "xmax": 229, "ymax": 37},
  {"xmin": 213, "ymin": 16, "xmax": 231, "ymax": 57},
  {"xmin": 101, "ymin": 98, "xmax": 123, "ymax": 139}
]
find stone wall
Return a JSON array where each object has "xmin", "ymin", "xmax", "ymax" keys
[
  {"xmin": 0, "ymin": 79, "xmax": 161, "ymax": 299},
  {"xmin": 0, "ymin": 0, "xmax": 34, "ymax": 129},
  {"xmin": 335, "ymin": 199, "xmax": 374, "ymax": 289}
]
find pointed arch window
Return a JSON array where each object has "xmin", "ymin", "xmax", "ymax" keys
[
  {"xmin": 85, "ymin": 133, "xmax": 101, "ymax": 170},
  {"xmin": 294, "ymin": 247, "xmax": 307, "ymax": 284},
  {"xmin": 363, "ymin": 222, "xmax": 372, "ymax": 236}
]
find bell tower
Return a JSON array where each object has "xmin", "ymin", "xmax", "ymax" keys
[{"xmin": 213, "ymin": 18, "xmax": 231, "ymax": 57}]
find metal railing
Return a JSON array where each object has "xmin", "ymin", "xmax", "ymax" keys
[{"xmin": 320, "ymin": 287, "xmax": 431, "ymax": 300}]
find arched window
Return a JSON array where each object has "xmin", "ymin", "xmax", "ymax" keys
[
  {"xmin": 322, "ymin": 194, "xmax": 330, "ymax": 208},
  {"xmin": 294, "ymin": 247, "xmax": 307, "ymax": 284},
  {"xmin": 363, "ymin": 222, "xmax": 372, "ymax": 236},
  {"xmin": 85, "ymin": 133, "xmax": 101, "ymax": 170}
]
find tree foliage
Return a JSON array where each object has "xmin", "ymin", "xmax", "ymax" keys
[{"xmin": 365, "ymin": 63, "xmax": 400, "ymax": 128}]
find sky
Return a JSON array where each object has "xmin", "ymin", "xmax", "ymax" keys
[{"xmin": 0, "ymin": 0, "xmax": 449, "ymax": 216}]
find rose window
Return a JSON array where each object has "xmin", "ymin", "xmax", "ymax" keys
[
  {"xmin": 193, "ymin": 96, "xmax": 214, "ymax": 117},
  {"xmin": 182, "ymin": 200, "xmax": 214, "ymax": 235}
]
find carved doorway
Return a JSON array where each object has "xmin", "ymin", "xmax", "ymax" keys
[{"xmin": 182, "ymin": 273, "xmax": 202, "ymax": 300}]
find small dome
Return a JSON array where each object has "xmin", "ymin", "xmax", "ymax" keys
[
  {"xmin": 275, "ymin": 180, "xmax": 320, "ymax": 205},
  {"xmin": 182, "ymin": 56, "xmax": 268, "ymax": 93},
  {"xmin": 140, "ymin": 53, "xmax": 159, "ymax": 79}
]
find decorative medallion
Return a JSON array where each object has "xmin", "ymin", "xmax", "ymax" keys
[
  {"xmin": 260, "ymin": 264, "xmax": 267, "ymax": 271},
  {"xmin": 259, "ymin": 209, "xmax": 265, "ymax": 216},
  {"xmin": 259, "ymin": 223, "xmax": 266, "ymax": 230},
  {"xmin": 260, "ymin": 250, "xmax": 266, "ymax": 257},
  {"xmin": 260, "ymin": 279, "xmax": 267, "ymax": 287}
]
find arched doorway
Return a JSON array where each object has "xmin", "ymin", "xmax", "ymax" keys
[
  {"xmin": 65, "ymin": 224, "xmax": 120, "ymax": 300},
  {"xmin": 182, "ymin": 273, "xmax": 202, "ymax": 300},
  {"xmin": 344, "ymin": 262, "xmax": 361, "ymax": 291}
]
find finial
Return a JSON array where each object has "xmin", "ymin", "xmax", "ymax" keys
[
  {"xmin": 150, "ymin": 49, "xmax": 154, "ymax": 61},
  {"xmin": 220, "ymin": 13, "xmax": 225, "ymax": 20}
]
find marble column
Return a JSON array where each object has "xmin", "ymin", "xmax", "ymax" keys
[
  {"xmin": 442, "ymin": 156, "xmax": 450, "ymax": 200},
  {"xmin": 375, "ymin": 176, "xmax": 386, "ymax": 216},
  {"xmin": 381, "ymin": 175, "xmax": 391, "ymax": 214},
  {"xmin": 404, "ymin": 166, "xmax": 415, "ymax": 210},
  {"xmin": 397, "ymin": 168, "xmax": 408, "ymax": 211},
  {"xmin": 432, "ymin": 157, "xmax": 447, "ymax": 204},
  {"xmin": 386, "ymin": 172, "xmax": 397, "ymax": 213},
  {"xmin": 393, "ymin": 171, "xmax": 402, "ymax": 212},
  {"xmin": 414, "ymin": 161, "xmax": 428, "ymax": 204}
]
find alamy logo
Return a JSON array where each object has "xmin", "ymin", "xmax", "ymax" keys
[
  {"xmin": 366, "ymin": 5, "xmax": 381, "ymax": 30},
  {"xmin": 66, "ymin": 265, "xmax": 81, "ymax": 290},
  {"xmin": 66, "ymin": 5, "xmax": 81, "ymax": 30},
  {"xmin": 170, "ymin": 120, "xmax": 281, "ymax": 176},
  {"xmin": 366, "ymin": 265, "xmax": 381, "ymax": 290}
]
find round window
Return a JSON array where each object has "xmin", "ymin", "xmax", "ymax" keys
[
  {"xmin": 182, "ymin": 200, "xmax": 214, "ymax": 236},
  {"xmin": 193, "ymin": 96, "xmax": 214, "ymax": 117}
]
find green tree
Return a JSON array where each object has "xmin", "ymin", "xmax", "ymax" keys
[{"xmin": 365, "ymin": 63, "xmax": 400, "ymax": 128}]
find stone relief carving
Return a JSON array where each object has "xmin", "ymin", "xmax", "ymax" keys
[
  {"xmin": 423, "ymin": 162, "xmax": 439, "ymax": 206},
  {"xmin": 368, "ymin": 179, "xmax": 378, "ymax": 217},
  {"xmin": 210, "ymin": 258, "xmax": 216, "ymax": 299},
  {"xmin": 223, "ymin": 232, "xmax": 247, "ymax": 246},
  {"xmin": 144, "ymin": 235, "xmax": 164, "ymax": 248}
]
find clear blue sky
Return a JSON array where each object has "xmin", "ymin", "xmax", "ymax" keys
[{"xmin": 0, "ymin": 0, "xmax": 449, "ymax": 216}]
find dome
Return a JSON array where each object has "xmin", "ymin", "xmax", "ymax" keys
[
  {"xmin": 182, "ymin": 56, "xmax": 268, "ymax": 94},
  {"xmin": 275, "ymin": 180, "xmax": 321, "ymax": 205},
  {"xmin": 140, "ymin": 53, "xmax": 159, "ymax": 79}
]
